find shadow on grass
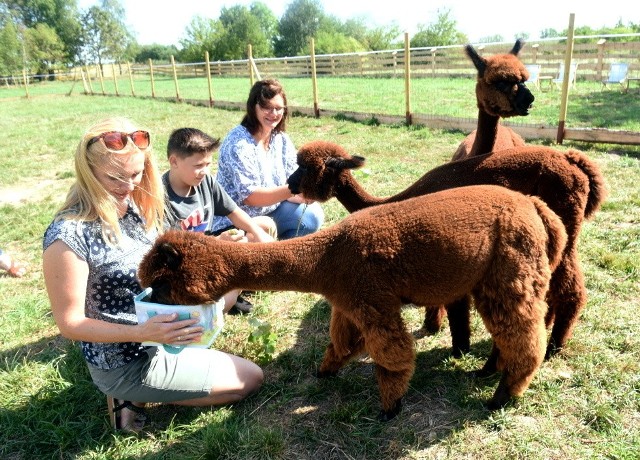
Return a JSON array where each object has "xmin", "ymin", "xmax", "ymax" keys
[
  {"xmin": 0, "ymin": 334, "xmax": 116, "ymax": 457},
  {"xmin": 0, "ymin": 299, "xmax": 502, "ymax": 459}
]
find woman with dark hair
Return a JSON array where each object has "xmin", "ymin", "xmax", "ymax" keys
[{"xmin": 212, "ymin": 79, "xmax": 324, "ymax": 239}]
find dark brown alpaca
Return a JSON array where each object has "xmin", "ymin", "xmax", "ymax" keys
[
  {"xmin": 453, "ymin": 39, "xmax": 534, "ymax": 160},
  {"xmin": 287, "ymin": 140, "xmax": 607, "ymax": 359},
  {"xmin": 139, "ymin": 185, "xmax": 567, "ymax": 420}
]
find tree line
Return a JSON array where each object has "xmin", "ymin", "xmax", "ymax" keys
[{"xmin": 1, "ymin": 0, "xmax": 638, "ymax": 78}]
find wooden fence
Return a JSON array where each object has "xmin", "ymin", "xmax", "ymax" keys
[
  {"xmin": 6, "ymin": 33, "xmax": 640, "ymax": 146},
  {"xmin": 118, "ymin": 38, "xmax": 640, "ymax": 83}
]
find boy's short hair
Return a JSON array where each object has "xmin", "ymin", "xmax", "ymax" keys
[{"xmin": 167, "ymin": 127, "xmax": 220, "ymax": 159}]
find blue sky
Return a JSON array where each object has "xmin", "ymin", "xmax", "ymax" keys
[{"xmin": 78, "ymin": 0, "xmax": 636, "ymax": 47}]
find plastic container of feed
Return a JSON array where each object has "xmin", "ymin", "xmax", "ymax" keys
[{"xmin": 134, "ymin": 287, "xmax": 225, "ymax": 353}]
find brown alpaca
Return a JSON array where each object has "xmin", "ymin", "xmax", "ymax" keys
[
  {"xmin": 139, "ymin": 185, "xmax": 567, "ymax": 420},
  {"xmin": 452, "ymin": 39, "xmax": 534, "ymax": 160},
  {"xmin": 287, "ymin": 140, "xmax": 607, "ymax": 359}
]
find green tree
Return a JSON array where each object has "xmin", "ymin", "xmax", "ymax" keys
[
  {"xmin": 0, "ymin": 16, "xmax": 23, "ymax": 76},
  {"xmin": 178, "ymin": 15, "xmax": 224, "ymax": 63},
  {"xmin": 275, "ymin": 0, "xmax": 324, "ymax": 56},
  {"xmin": 134, "ymin": 43, "xmax": 179, "ymax": 63},
  {"xmin": 410, "ymin": 8, "xmax": 467, "ymax": 47},
  {"xmin": 540, "ymin": 28, "xmax": 561, "ymax": 39},
  {"xmin": 2, "ymin": 0, "xmax": 82, "ymax": 64},
  {"xmin": 249, "ymin": 1, "xmax": 278, "ymax": 52},
  {"xmin": 80, "ymin": 0, "xmax": 132, "ymax": 69},
  {"xmin": 312, "ymin": 29, "xmax": 365, "ymax": 54},
  {"xmin": 218, "ymin": 5, "xmax": 271, "ymax": 59},
  {"xmin": 24, "ymin": 22, "xmax": 65, "ymax": 76},
  {"xmin": 478, "ymin": 34, "xmax": 504, "ymax": 43}
]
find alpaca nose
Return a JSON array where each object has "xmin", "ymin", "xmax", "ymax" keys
[{"xmin": 515, "ymin": 83, "xmax": 535, "ymax": 114}]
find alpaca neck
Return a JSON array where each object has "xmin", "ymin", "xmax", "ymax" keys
[
  {"xmin": 336, "ymin": 172, "xmax": 387, "ymax": 212},
  {"xmin": 470, "ymin": 110, "xmax": 500, "ymax": 156},
  {"xmin": 211, "ymin": 236, "xmax": 334, "ymax": 297}
]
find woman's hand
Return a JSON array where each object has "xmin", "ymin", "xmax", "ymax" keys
[
  {"xmin": 287, "ymin": 194, "xmax": 314, "ymax": 205},
  {"xmin": 139, "ymin": 313, "xmax": 204, "ymax": 345}
]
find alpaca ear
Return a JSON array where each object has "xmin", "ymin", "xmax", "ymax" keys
[
  {"xmin": 465, "ymin": 44, "xmax": 486, "ymax": 77},
  {"xmin": 158, "ymin": 242, "xmax": 183, "ymax": 270},
  {"xmin": 511, "ymin": 38, "xmax": 525, "ymax": 56},
  {"xmin": 326, "ymin": 155, "xmax": 366, "ymax": 170}
]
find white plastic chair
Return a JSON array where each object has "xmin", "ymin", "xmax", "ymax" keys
[
  {"xmin": 601, "ymin": 62, "xmax": 629, "ymax": 90},
  {"xmin": 524, "ymin": 64, "xmax": 541, "ymax": 89},
  {"xmin": 552, "ymin": 62, "xmax": 578, "ymax": 90}
]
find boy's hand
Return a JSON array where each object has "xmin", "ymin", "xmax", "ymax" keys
[{"xmin": 217, "ymin": 229, "xmax": 248, "ymax": 242}]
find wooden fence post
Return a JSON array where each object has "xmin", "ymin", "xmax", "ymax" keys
[
  {"xmin": 148, "ymin": 59, "xmax": 156, "ymax": 98},
  {"xmin": 112, "ymin": 63, "xmax": 119, "ymax": 96},
  {"xmin": 84, "ymin": 66, "xmax": 94, "ymax": 94},
  {"xmin": 310, "ymin": 38, "xmax": 319, "ymax": 118},
  {"xmin": 430, "ymin": 48, "xmax": 437, "ymax": 77},
  {"xmin": 205, "ymin": 51, "xmax": 214, "ymax": 107},
  {"xmin": 248, "ymin": 44, "xmax": 255, "ymax": 86},
  {"xmin": 531, "ymin": 43, "xmax": 539, "ymax": 63},
  {"xmin": 80, "ymin": 68, "xmax": 89, "ymax": 94},
  {"xmin": 22, "ymin": 68, "xmax": 29, "ymax": 98},
  {"xmin": 557, "ymin": 13, "xmax": 576, "ymax": 144},
  {"xmin": 127, "ymin": 62, "xmax": 135, "ymax": 97},
  {"xmin": 596, "ymin": 38, "xmax": 606, "ymax": 80},
  {"xmin": 170, "ymin": 55, "xmax": 181, "ymax": 101},
  {"xmin": 97, "ymin": 64, "xmax": 105, "ymax": 95},
  {"xmin": 404, "ymin": 32, "xmax": 412, "ymax": 126}
]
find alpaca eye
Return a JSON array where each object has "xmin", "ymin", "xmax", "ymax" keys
[{"xmin": 494, "ymin": 81, "xmax": 515, "ymax": 92}]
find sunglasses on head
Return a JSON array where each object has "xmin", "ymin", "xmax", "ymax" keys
[{"xmin": 87, "ymin": 130, "xmax": 150, "ymax": 151}]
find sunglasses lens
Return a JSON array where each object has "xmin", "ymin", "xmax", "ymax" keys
[
  {"xmin": 102, "ymin": 132, "xmax": 128, "ymax": 150},
  {"xmin": 131, "ymin": 131, "xmax": 150, "ymax": 149}
]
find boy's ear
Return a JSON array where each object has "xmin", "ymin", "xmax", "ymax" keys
[{"xmin": 168, "ymin": 153, "xmax": 179, "ymax": 168}]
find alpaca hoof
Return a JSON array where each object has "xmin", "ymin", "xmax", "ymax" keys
[
  {"xmin": 377, "ymin": 399, "xmax": 402, "ymax": 422},
  {"xmin": 486, "ymin": 394, "xmax": 516, "ymax": 411},
  {"xmin": 451, "ymin": 344, "xmax": 470, "ymax": 359},
  {"xmin": 486, "ymin": 376, "xmax": 514, "ymax": 410},
  {"xmin": 544, "ymin": 343, "xmax": 562, "ymax": 360},
  {"xmin": 316, "ymin": 369, "xmax": 337, "ymax": 379},
  {"xmin": 471, "ymin": 362, "xmax": 498, "ymax": 379},
  {"xmin": 412, "ymin": 327, "xmax": 434, "ymax": 339},
  {"xmin": 421, "ymin": 322, "xmax": 442, "ymax": 335}
]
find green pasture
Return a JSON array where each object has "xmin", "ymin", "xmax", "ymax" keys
[
  {"xmin": 3, "ymin": 75, "xmax": 640, "ymax": 131},
  {"xmin": 0, "ymin": 95, "xmax": 638, "ymax": 459}
]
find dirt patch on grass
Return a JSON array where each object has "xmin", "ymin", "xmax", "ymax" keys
[{"xmin": 0, "ymin": 179, "xmax": 68, "ymax": 206}]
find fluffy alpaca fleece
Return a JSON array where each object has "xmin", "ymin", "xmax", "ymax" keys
[
  {"xmin": 139, "ymin": 185, "xmax": 567, "ymax": 420},
  {"xmin": 288, "ymin": 140, "xmax": 607, "ymax": 359},
  {"xmin": 452, "ymin": 39, "xmax": 534, "ymax": 160}
]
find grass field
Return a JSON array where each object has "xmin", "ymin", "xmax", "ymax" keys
[
  {"xmin": 0, "ymin": 95, "xmax": 639, "ymax": 459},
  {"xmin": 3, "ymin": 75, "xmax": 640, "ymax": 132}
]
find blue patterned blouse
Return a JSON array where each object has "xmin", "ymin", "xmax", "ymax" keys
[
  {"xmin": 42, "ymin": 204, "xmax": 156, "ymax": 370},
  {"xmin": 212, "ymin": 125, "xmax": 298, "ymax": 231}
]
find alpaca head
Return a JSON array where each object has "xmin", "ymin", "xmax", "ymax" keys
[
  {"xmin": 138, "ymin": 230, "xmax": 228, "ymax": 305},
  {"xmin": 466, "ymin": 39, "xmax": 535, "ymax": 118},
  {"xmin": 288, "ymin": 140, "xmax": 365, "ymax": 201}
]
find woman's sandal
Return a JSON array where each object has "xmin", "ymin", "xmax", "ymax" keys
[{"xmin": 107, "ymin": 396, "xmax": 148, "ymax": 433}]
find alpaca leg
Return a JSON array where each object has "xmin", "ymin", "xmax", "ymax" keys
[
  {"xmin": 486, "ymin": 311, "xmax": 547, "ymax": 410},
  {"xmin": 318, "ymin": 310, "xmax": 365, "ymax": 377},
  {"xmin": 475, "ymin": 342, "xmax": 499, "ymax": 377},
  {"xmin": 361, "ymin": 313, "xmax": 416, "ymax": 421},
  {"xmin": 446, "ymin": 295, "xmax": 472, "ymax": 358},
  {"xmin": 545, "ymin": 251, "xmax": 586, "ymax": 358},
  {"xmin": 421, "ymin": 305, "xmax": 446, "ymax": 334}
]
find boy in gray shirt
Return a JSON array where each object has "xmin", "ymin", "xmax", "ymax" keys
[{"xmin": 163, "ymin": 127, "xmax": 276, "ymax": 314}]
